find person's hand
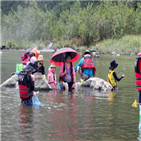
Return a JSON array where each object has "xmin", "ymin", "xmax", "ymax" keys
[
  {"xmin": 122, "ymin": 74, "xmax": 125, "ymax": 78},
  {"xmin": 31, "ymin": 75, "xmax": 35, "ymax": 81}
]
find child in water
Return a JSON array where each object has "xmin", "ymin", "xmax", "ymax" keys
[
  {"xmin": 107, "ymin": 59, "xmax": 124, "ymax": 90},
  {"xmin": 47, "ymin": 63, "xmax": 60, "ymax": 90}
]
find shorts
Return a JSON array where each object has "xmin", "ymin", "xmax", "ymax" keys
[
  {"xmin": 64, "ymin": 81, "xmax": 73, "ymax": 90},
  {"xmin": 21, "ymin": 97, "xmax": 33, "ymax": 106}
]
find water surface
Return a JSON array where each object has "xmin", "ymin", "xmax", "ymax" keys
[{"xmin": 1, "ymin": 50, "xmax": 140, "ymax": 141}]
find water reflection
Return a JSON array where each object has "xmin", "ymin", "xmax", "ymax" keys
[
  {"xmin": 18, "ymin": 105, "xmax": 34, "ymax": 141},
  {"xmin": 45, "ymin": 90, "xmax": 79, "ymax": 140},
  {"xmin": 108, "ymin": 90, "xmax": 117, "ymax": 102}
]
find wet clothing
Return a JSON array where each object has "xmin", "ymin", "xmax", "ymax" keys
[
  {"xmin": 21, "ymin": 97, "xmax": 33, "ymax": 106},
  {"xmin": 33, "ymin": 61, "xmax": 45, "ymax": 75},
  {"xmin": 18, "ymin": 71, "xmax": 34, "ymax": 106},
  {"xmin": 75, "ymin": 55, "xmax": 95, "ymax": 77},
  {"xmin": 65, "ymin": 82, "xmax": 74, "ymax": 90}
]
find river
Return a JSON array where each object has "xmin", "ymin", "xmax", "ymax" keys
[{"xmin": 0, "ymin": 50, "xmax": 140, "ymax": 141}]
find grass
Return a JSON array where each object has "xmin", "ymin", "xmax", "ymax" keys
[
  {"xmin": 3, "ymin": 35, "xmax": 141, "ymax": 55},
  {"xmin": 95, "ymin": 35, "xmax": 141, "ymax": 55}
]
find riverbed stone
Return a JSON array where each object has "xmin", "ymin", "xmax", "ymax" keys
[
  {"xmin": 81, "ymin": 77, "xmax": 112, "ymax": 91},
  {"xmin": 0, "ymin": 72, "xmax": 52, "ymax": 90}
]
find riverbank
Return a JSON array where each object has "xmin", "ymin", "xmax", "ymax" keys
[{"xmin": 1, "ymin": 35, "xmax": 141, "ymax": 55}]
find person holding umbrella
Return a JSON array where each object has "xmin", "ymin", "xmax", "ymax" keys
[
  {"xmin": 59, "ymin": 52, "xmax": 77, "ymax": 91},
  {"xmin": 50, "ymin": 47, "xmax": 79, "ymax": 91}
]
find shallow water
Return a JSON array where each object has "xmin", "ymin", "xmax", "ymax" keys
[{"xmin": 0, "ymin": 50, "xmax": 140, "ymax": 141}]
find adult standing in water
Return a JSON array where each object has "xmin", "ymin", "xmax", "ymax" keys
[
  {"xmin": 75, "ymin": 50, "xmax": 96, "ymax": 81},
  {"xmin": 108, "ymin": 59, "xmax": 124, "ymax": 90},
  {"xmin": 59, "ymin": 53, "xmax": 77, "ymax": 91},
  {"xmin": 18, "ymin": 62, "xmax": 35, "ymax": 106}
]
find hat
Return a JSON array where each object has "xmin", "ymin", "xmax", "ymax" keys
[
  {"xmin": 24, "ymin": 62, "xmax": 35, "ymax": 72},
  {"xmin": 38, "ymin": 55, "xmax": 44, "ymax": 62},
  {"xmin": 31, "ymin": 48, "xmax": 40, "ymax": 58},
  {"xmin": 30, "ymin": 56, "xmax": 37, "ymax": 64},
  {"xmin": 109, "ymin": 60, "xmax": 118, "ymax": 70},
  {"xmin": 50, "ymin": 63, "xmax": 56, "ymax": 68},
  {"xmin": 82, "ymin": 50, "xmax": 92, "ymax": 58}
]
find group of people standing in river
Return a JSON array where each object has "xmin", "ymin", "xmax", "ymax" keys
[{"xmin": 18, "ymin": 47, "xmax": 125, "ymax": 106}]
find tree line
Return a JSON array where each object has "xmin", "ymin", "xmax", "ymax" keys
[{"xmin": 1, "ymin": 1, "xmax": 141, "ymax": 48}]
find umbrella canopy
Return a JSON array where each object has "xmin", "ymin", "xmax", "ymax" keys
[{"xmin": 50, "ymin": 47, "xmax": 79, "ymax": 66}]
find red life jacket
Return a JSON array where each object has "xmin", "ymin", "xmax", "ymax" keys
[
  {"xmin": 18, "ymin": 72, "xmax": 33, "ymax": 99},
  {"xmin": 21, "ymin": 52, "xmax": 34, "ymax": 65},
  {"xmin": 60, "ymin": 62, "xmax": 74, "ymax": 82},
  {"xmin": 135, "ymin": 54, "xmax": 141, "ymax": 91},
  {"xmin": 81, "ymin": 54, "xmax": 96, "ymax": 75}
]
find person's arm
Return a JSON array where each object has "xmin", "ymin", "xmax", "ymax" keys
[
  {"xmin": 35, "ymin": 65, "xmax": 46, "ymax": 79},
  {"xmin": 113, "ymin": 72, "xmax": 123, "ymax": 81},
  {"xmin": 73, "ymin": 74, "xmax": 76, "ymax": 83},
  {"xmin": 27, "ymin": 74, "xmax": 34, "ymax": 91},
  {"xmin": 75, "ymin": 58, "xmax": 84, "ymax": 72},
  {"xmin": 59, "ymin": 63, "xmax": 66, "ymax": 77},
  {"xmin": 72, "ymin": 64, "xmax": 76, "ymax": 83}
]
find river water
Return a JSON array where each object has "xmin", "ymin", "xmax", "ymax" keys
[{"xmin": 0, "ymin": 50, "xmax": 140, "ymax": 141}]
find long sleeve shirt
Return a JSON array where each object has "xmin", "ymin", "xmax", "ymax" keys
[
  {"xmin": 75, "ymin": 58, "xmax": 94, "ymax": 76},
  {"xmin": 113, "ymin": 72, "xmax": 123, "ymax": 81}
]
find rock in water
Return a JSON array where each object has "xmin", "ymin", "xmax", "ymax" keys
[
  {"xmin": 0, "ymin": 72, "xmax": 52, "ymax": 90},
  {"xmin": 81, "ymin": 77, "xmax": 112, "ymax": 91}
]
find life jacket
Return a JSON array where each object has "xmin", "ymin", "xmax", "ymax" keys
[
  {"xmin": 18, "ymin": 72, "xmax": 33, "ymax": 99},
  {"xmin": 81, "ymin": 54, "xmax": 96, "ymax": 75},
  {"xmin": 107, "ymin": 70, "xmax": 117, "ymax": 87},
  {"xmin": 60, "ymin": 62, "xmax": 74, "ymax": 82},
  {"xmin": 21, "ymin": 52, "xmax": 34, "ymax": 65},
  {"xmin": 135, "ymin": 55, "xmax": 141, "ymax": 91},
  {"xmin": 47, "ymin": 68, "xmax": 57, "ymax": 87}
]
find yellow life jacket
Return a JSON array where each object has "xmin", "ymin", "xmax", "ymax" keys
[{"xmin": 107, "ymin": 70, "xmax": 117, "ymax": 87}]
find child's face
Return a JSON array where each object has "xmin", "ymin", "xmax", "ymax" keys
[{"xmin": 51, "ymin": 67, "xmax": 56, "ymax": 73}]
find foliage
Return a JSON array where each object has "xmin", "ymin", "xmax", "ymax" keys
[
  {"xmin": 96, "ymin": 35, "xmax": 141, "ymax": 55},
  {"xmin": 1, "ymin": 1, "xmax": 141, "ymax": 50}
]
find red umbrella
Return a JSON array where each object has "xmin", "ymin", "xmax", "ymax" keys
[{"xmin": 50, "ymin": 47, "xmax": 79, "ymax": 66}]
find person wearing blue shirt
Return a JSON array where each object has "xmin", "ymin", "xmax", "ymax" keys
[{"xmin": 75, "ymin": 50, "xmax": 96, "ymax": 80}]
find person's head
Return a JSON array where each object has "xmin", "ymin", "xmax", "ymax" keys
[
  {"xmin": 30, "ymin": 56, "xmax": 37, "ymax": 64},
  {"xmin": 37, "ymin": 55, "xmax": 44, "ymax": 68},
  {"xmin": 109, "ymin": 59, "xmax": 118, "ymax": 70},
  {"xmin": 50, "ymin": 63, "xmax": 56, "ymax": 73},
  {"xmin": 24, "ymin": 62, "xmax": 35, "ymax": 74},
  {"xmin": 82, "ymin": 50, "xmax": 92, "ymax": 58},
  {"xmin": 65, "ymin": 53, "xmax": 71, "ymax": 63}
]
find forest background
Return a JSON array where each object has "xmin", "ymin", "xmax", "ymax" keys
[{"xmin": 1, "ymin": 1, "xmax": 141, "ymax": 55}]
